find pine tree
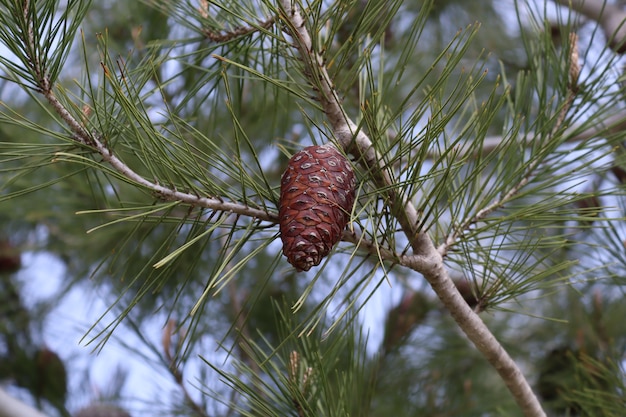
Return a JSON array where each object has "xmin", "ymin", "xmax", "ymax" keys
[{"xmin": 0, "ymin": 1, "xmax": 625, "ymax": 416}]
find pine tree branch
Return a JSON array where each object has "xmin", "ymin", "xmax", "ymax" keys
[
  {"xmin": 10, "ymin": 0, "xmax": 279, "ymax": 227},
  {"xmin": 342, "ymin": 229, "xmax": 400, "ymax": 263},
  {"xmin": 43, "ymin": 77, "xmax": 276, "ymax": 222},
  {"xmin": 402, "ymin": 105, "xmax": 626, "ymax": 162},
  {"xmin": 555, "ymin": 0, "xmax": 626, "ymax": 52},
  {"xmin": 438, "ymin": 33, "xmax": 581, "ymax": 257},
  {"xmin": 200, "ymin": 11, "xmax": 276, "ymax": 43},
  {"xmin": 450, "ymin": 106, "xmax": 626, "ymax": 158},
  {"xmin": 11, "ymin": 25, "xmax": 404, "ymax": 279},
  {"xmin": 162, "ymin": 320, "xmax": 210, "ymax": 417},
  {"xmin": 0, "ymin": 388, "xmax": 50, "ymax": 417},
  {"xmin": 277, "ymin": 0, "xmax": 425, "ymax": 252},
  {"xmin": 35, "ymin": 88, "xmax": 421, "ymax": 269},
  {"xmin": 278, "ymin": 1, "xmax": 547, "ymax": 416},
  {"xmin": 42, "ymin": 69, "xmax": 278, "ymax": 223},
  {"xmin": 13, "ymin": 0, "xmax": 399, "ymax": 277}
]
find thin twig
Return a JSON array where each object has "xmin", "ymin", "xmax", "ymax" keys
[
  {"xmin": 196, "ymin": 0, "xmax": 276, "ymax": 42},
  {"xmin": 162, "ymin": 320, "xmax": 211, "ymax": 417},
  {"xmin": 278, "ymin": 2, "xmax": 547, "ymax": 416},
  {"xmin": 438, "ymin": 33, "xmax": 581, "ymax": 257},
  {"xmin": 426, "ymin": 109, "xmax": 626, "ymax": 160},
  {"xmin": 202, "ymin": 15, "xmax": 276, "ymax": 43},
  {"xmin": 43, "ymin": 76, "xmax": 403, "ymax": 273},
  {"xmin": 341, "ymin": 228, "xmax": 399, "ymax": 263}
]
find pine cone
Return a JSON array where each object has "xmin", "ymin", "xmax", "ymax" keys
[{"xmin": 279, "ymin": 144, "xmax": 356, "ymax": 271}]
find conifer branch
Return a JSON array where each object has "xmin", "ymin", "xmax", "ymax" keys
[
  {"xmin": 15, "ymin": 4, "xmax": 404, "ymax": 277},
  {"xmin": 342, "ymin": 229, "xmax": 399, "ymax": 263},
  {"xmin": 438, "ymin": 33, "xmax": 580, "ymax": 257},
  {"xmin": 15, "ymin": 0, "xmax": 404, "ymax": 283},
  {"xmin": 555, "ymin": 0, "xmax": 626, "ymax": 53},
  {"xmin": 14, "ymin": 0, "xmax": 281, "ymax": 227},
  {"xmin": 401, "ymin": 107, "xmax": 625, "ymax": 162},
  {"xmin": 449, "ymin": 109, "xmax": 626, "ymax": 158},
  {"xmin": 277, "ymin": 0, "xmax": 425, "ymax": 252},
  {"xmin": 21, "ymin": 15, "xmax": 275, "ymax": 224},
  {"xmin": 200, "ymin": 6, "xmax": 276, "ymax": 43},
  {"xmin": 3, "ymin": 1, "xmax": 624, "ymax": 416},
  {"xmin": 162, "ymin": 320, "xmax": 210, "ymax": 417},
  {"xmin": 278, "ymin": 1, "xmax": 547, "ymax": 416}
]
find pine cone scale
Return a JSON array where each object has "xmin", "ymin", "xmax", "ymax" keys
[{"xmin": 279, "ymin": 144, "xmax": 356, "ymax": 271}]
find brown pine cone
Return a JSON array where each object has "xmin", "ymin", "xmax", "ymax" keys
[{"xmin": 279, "ymin": 144, "xmax": 356, "ymax": 271}]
